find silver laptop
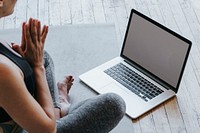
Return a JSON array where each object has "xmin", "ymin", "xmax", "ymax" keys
[{"xmin": 79, "ymin": 9, "xmax": 192, "ymax": 119}]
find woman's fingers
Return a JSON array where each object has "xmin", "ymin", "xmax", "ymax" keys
[
  {"xmin": 28, "ymin": 18, "xmax": 32, "ymax": 36},
  {"xmin": 37, "ymin": 20, "xmax": 41, "ymax": 42},
  {"xmin": 21, "ymin": 22, "xmax": 26, "ymax": 51},
  {"xmin": 30, "ymin": 19, "xmax": 38, "ymax": 44},
  {"xmin": 27, "ymin": 18, "xmax": 33, "ymax": 44},
  {"xmin": 12, "ymin": 43, "xmax": 24, "ymax": 56},
  {"xmin": 41, "ymin": 26, "xmax": 45, "ymax": 37},
  {"xmin": 22, "ymin": 18, "xmax": 47, "ymax": 67},
  {"xmin": 24, "ymin": 24, "xmax": 33, "ymax": 52},
  {"xmin": 24, "ymin": 18, "xmax": 47, "ymax": 49},
  {"xmin": 41, "ymin": 25, "xmax": 48, "ymax": 45}
]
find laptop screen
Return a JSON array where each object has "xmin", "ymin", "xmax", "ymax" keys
[{"xmin": 121, "ymin": 10, "xmax": 191, "ymax": 92}]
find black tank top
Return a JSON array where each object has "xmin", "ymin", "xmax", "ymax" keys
[{"xmin": 0, "ymin": 42, "xmax": 36, "ymax": 123}]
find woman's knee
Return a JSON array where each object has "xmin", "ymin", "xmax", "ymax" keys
[
  {"xmin": 100, "ymin": 93, "xmax": 126, "ymax": 119},
  {"xmin": 60, "ymin": 93, "xmax": 126, "ymax": 133}
]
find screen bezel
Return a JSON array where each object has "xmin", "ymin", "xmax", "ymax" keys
[{"xmin": 120, "ymin": 9, "xmax": 192, "ymax": 93}]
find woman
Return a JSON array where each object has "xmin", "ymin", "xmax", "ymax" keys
[{"xmin": 0, "ymin": 0, "xmax": 126, "ymax": 133}]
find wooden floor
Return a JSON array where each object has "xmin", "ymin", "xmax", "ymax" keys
[{"xmin": 1, "ymin": 0, "xmax": 200, "ymax": 133}]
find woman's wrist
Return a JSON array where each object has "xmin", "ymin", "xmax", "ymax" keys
[{"xmin": 33, "ymin": 65, "xmax": 45, "ymax": 73}]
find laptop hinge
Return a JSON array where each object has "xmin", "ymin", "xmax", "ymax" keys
[{"xmin": 124, "ymin": 59, "xmax": 171, "ymax": 90}]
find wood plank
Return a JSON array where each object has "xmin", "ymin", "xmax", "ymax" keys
[
  {"xmin": 81, "ymin": 0, "xmax": 95, "ymax": 23},
  {"xmin": 15, "ymin": 0, "xmax": 27, "ymax": 28},
  {"xmin": 92, "ymin": 0, "xmax": 106, "ymax": 23},
  {"xmin": 38, "ymin": 0, "xmax": 49, "ymax": 25},
  {"xmin": 180, "ymin": 58, "xmax": 200, "ymax": 133},
  {"xmin": 156, "ymin": 0, "xmax": 179, "ymax": 32},
  {"xmin": 190, "ymin": 0, "xmax": 200, "ymax": 23},
  {"xmin": 102, "ymin": 0, "xmax": 115, "ymax": 23},
  {"xmin": 60, "ymin": 0, "xmax": 72, "ymax": 25},
  {"xmin": 152, "ymin": 104, "xmax": 171, "ymax": 133},
  {"xmin": 102, "ymin": 0, "xmax": 121, "ymax": 48},
  {"xmin": 138, "ymin": 111, "xmax": 156, "ymax": 133},
  {"xmin": 133, "ymin": 0, "xmax": 150, "ymax": 16},
  {"xmin": 124, "ymin": 0, "xmax": 136, "ymax": 13},
  {"xmin": 144, "ymin": 0, "xmax": 164, "ymax": 24},
  {"xmin": 177, "ymin": 80, "xmax": 200, "ymax": 133},
  {"xmin": 70, "ymin": 0, "xmax": 83, "ymax": 24},
  {"xmin": 164, "ymin": 98, "xmax": 187, "ymax": 133},
  {"xmin": 112, "ymin": 0, "xmax": 129, "ymax": 43},
  {"xmin": 49, "ymin": 0, "xmax": 61, "ymax": 26},
  {"xmin": 26, "ymin": 0, "xmax": 38, "ymax": 19},
  {"xmin": 166, "ymin": 0, "xmax": 194, "ymax": 40},
  {"xmin": 132, "ymin": 118, "xmax": 142, "ymax": 133}
]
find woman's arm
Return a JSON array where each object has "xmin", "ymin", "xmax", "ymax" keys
[
  {"xmin": 0, "ymin": 60, "xmax": 56, "ymax": 133},
  {"xmin": 33, "ymin": 66, "xmax": 56, "ymax": 120},
  {"xmin": 12, "ymin": 19, "xmax": 62, "ymax": 120},
  {"xmin": 0, "ymin": 19, "xmax": 56, "ymax": 132}
]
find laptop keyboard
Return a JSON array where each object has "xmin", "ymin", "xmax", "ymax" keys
[{"xmin": 104, "ymin": 63, "xmax": 164, "ymax": 102}]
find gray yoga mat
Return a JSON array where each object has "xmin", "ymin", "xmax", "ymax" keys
[{"xmin": 0, "ymin": 24, "xmax": 133, "ymax": 133}]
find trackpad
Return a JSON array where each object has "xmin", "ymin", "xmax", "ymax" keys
[{"xmin": 100, "ymin": 83, "xmax": 133, "ymax": 104}]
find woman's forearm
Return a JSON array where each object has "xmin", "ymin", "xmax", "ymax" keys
[{"xmin": 33, "ymin": 66, "xmax": 55, "ymax": 121}]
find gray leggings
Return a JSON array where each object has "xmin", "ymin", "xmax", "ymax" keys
[{"xmin": 43, "ymin": 51, "xmax": 126, "ymax": 133}]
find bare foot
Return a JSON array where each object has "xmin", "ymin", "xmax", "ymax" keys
[
  {"xmin": 57, "ymin": 76, "xmax": 74, "ymax": 102},
  {"xmin": 57, "ymin": 76, "xmax": 74, "ymax": 117}
]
